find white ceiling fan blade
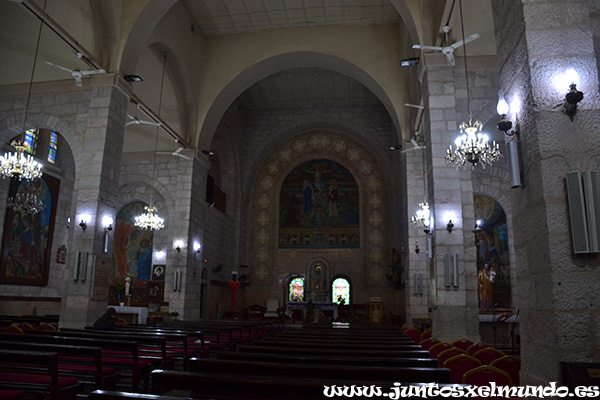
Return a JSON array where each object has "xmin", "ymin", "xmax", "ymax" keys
[
  {"xmin": 173, "ymin": 147, "xmax": 184, "ymax": 155},
  {"xmin": 45, "ymin": 61, "xmax": 74, "ymax": 74},
  {"xmin": 410, "ymin": 139, "xmax": 419, "ymax": 147},
  {"xmin": 412, "ymin": 44, "xmax": 443, "ymax": 51},
  {"xmin": 445, "ymin": 52, "xmax": 456, "ymax": 66},
  {"xmin": 138, "ymin": 120, "xmax": 161, "ymax": 127},
  {"xmin": 126, "ymin": 114, "xmax": 135, "ymax": 121},
  {"xmin": 451, "ymin": 33, "xmax": 480, "ymax": 49},
  {"xmin": 404, "ymin": 103, "xmax": 424, "ymax": 110},
  {"xmin": 124, "ymin": 120, "xmax": 138, "ymax": 127},
  {"xmin": 176, "ymin": 153, "xmax": 192, "ymax": 160},
  {"xmin": 80, "ymin": 69, "xmax": 106, "ymax": 76}
]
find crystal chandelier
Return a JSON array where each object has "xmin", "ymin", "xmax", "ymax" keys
[
  {"xmin": 446, "ymin": 120, "xmax": 501, "ymax": 168},
  {"xmin": 445, "ymin": 0, "xmax": 501, "ymax": 169},
  {"xmin": 7, "ymin": 184, "xmax": 44, "ymax": 214},
  {"xmin": 134, "ymin": 205, "xmax": 164, "ymax": 231},
  {"xmin": 134, "ymin": 54, "xmax": 167, "ymax": 231},
  {"xmin": 0, "ymin": 139, "xmax": 43, "ymax": 181},
  {"xmin": 411, "ymin": 201, "xmax": 430, "ymax": 229}
]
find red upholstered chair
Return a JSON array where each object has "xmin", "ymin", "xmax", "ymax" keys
[
  {"xmin": 452, "ymin": 338, "xmax": 474, "ymax": 351},
  {"xmin": 420, "ymin": 328, "xmax": 432, "ymax": 342},
  {"xmin": 16, "ymin": 323, "xmax": 34, "ymax": 331},
  {"xmin": 474, "ymin": 347, "xmax": 505, "ymax": 365},
  {"xmin": 36, "ymin": 323, "xmax": 57, "ymax": 331},
  {"xmin": 401, "ymin": 326, "xmax": 413, "ymax": 333},
  {"xmin": 403, "ymin": 327, "xmax": 422, "ymax": 343},
  {"xmin": 467, "ymin": 342, "xmax": 491, "ymax": 356},
  {"xmin": 429, "ymin": 342, "xmax": 454, "ymax": 359},
  {"xmin": 2, "ymin": 325, "xmax": 23, "ymax": 334},
  {"xmin": 463, "ymin": 365, "xmax": 512, "ymax": 399},
  {"xmin": 491, "ymin": 355, "xmax": 521, "ymax": 386},
  {"xmin": 419, "ymin": 338, "xmax": 441, "ymax": 350},
  {"xmin": 443, "ymin": 354, "xmax": 482, "ymax": 383},
  {"xmin": 437, "ymin": 347, "xmax": 468, "ymax": 367}
]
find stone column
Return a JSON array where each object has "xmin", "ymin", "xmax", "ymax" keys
[
  {"xmin": 492, "ymin": 0, "xmax": 600, "ymax": 384},
  {"xmin": 60, "ymin": 76, "xmax": 127, "ymax": 328},
  {"xmin": 420, "ymin": 57, "xmax": 480, "ymax": 343}
]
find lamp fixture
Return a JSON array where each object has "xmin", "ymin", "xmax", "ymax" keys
[
  {"xmin": 563, "ymin": 69, "xmax": 583, "ymax": 121},
  {"xmin": 193, "ymin": 242, "xmax": 201, "ymax": 253},
  {"xmin": 415, "ymin": 240, "xmax": 420, "ymax": 254},
  {"xmin": 473, "ymin": 219, "xmax": 482, "ymax": 234},
  {"xmin": 7, "ymin": 183, "xmax": 44, "ymax": 214},
  {"xmin": 496, "ymin": 92, "xmax": 519, "ymax": 137},
  {"xmin": 445, "ymin": 0, "xmax": 501, "ymax": 169},
  {"xmin": 388, "ymin": 145, "xmax": 402, "ymax": 151},
  {"xmin": 124, "ymin": 74, "xmax": 143, "ymax": 82},
  {"xmin": 0, "ymin": 6, "xmax": 44, "ymax": 182},
  {"xmin": 79, "ymin": 214, "xmax": 90, "ymax": 231},
  {"xmin": 134, "ymin": 54, "xmax": 167, "ymax": 232},
  {"xmin": 175, "ymin": 240, "xmax": 184, "ymax": 253},
  {"xmin": 201, "ymin": 150, "xmax": 214, "ymax": 156},
  {"xmin": 447, "ymin": 220, "xmax": 454, "ymax": 233},
  {"xmin": 411, "ymin": 201, "xmax": 430, "ymax": 232}
]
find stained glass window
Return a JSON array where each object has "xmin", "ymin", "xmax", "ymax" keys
[
  {"xmin": 288, "ymin": 277, "xmax": 305, "ymax": 301},
  {"xmin": 332, "ymin": 278, "xmax": 350, "ymax": 305},
  {"xmin": 47, "ymin": 130, "xmax": 58, "ymax": 164},
  {"xmin": 23, "ymin": 129, "xmax": 38, "ymax": 154}
]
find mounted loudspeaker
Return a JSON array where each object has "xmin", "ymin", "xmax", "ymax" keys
[{"xmin": 566, "ymin": 171, "xmax": 600, "ymax": 254}]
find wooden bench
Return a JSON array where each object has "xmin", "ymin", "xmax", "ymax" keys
[
  {"xmin": 253, "ymin": 338, "xmax": 422, "ymax": 350},
  {"xmin": 88, "ymin": 390, "xmax": 192, "ymax": 400},
  {"xmin": 188, "ymin": 357, "xmax": 450, "ymax": 383},
  {"xmin": 0, "ymin": 349, "xmax": 80, "ymax": 400},
  {"xmin": 150, "ymin": 369, "xmax": 464, "ymax": 400},
  {"xmin": 217, "ymin": 351, "xmax": 439, "ymax": 368},
  {"xmin": 0, "ymin": 332, "xmax": 150, "ymax": 392},
  {"xmin": 237, "ymin": 344, "xmax": 431, "ymax": 358},
  {"xmin": 0, "ymin": 340, "xmax": 118, "ymax": 391}
]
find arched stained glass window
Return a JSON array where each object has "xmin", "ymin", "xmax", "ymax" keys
[
  {"xmin": 47, "ymin": 130, "xmax": 58, "ymax": 164},
  {"xmin": 288, "ymin": 277, "xmax": 305, "ymax": 301},
  {"xmin": 332, "ymin": 278, "xmax": 350, "ymax": 305},
  {"xmin": 23, "ymin": 129, "xmax": 38, "ymax": 154}
]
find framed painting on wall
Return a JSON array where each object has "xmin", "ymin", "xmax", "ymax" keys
[
  {"xmin": 0, "ymin": 174, "xmax": 60, "ymax": 286},
  {"xmin": 148, "ymin": 281, "xmax": 164, "ymax": 302}
]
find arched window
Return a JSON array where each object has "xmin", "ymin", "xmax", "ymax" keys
[
  {"xmin": 23, "ymin": 129, "xmax": 38, "ymax": 154},
  {"xmin": 332, "ymin": 277, "xmax": 350, "ymax": 305},
  {"xmin": 288, "ymin": 277, "xmax": 305, "ymax": 301},
  {"xmin": 47, "ymin": 130, "xmax": 58, "ymax": 164}
]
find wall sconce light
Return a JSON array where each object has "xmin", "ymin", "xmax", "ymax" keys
[
  {"xmin": 447, "ymin": 220, "xmax": 454, "ymax": 233},
  {"xmin": 473, "ymin": 219, "xmax": 483, "ymax": 234},
  {"xmin": 79, "ymin": 214, "xmax": 91, "ymax": 231},
  {"xmin": 193, "ymin": 242, "xmax": 201, "ymax": 254},
  {"xmin": 496, "ymin": 92, "xmax": 519, "ymax": 137},
  {"xmin": 563, "ymin": 68, "xmax": 583, "ymax": 121},
  {"xmin": 415, "ymin": 240, "xmax": 420, "ymax": 254},
  {"xmin": 174, "ymin": 240, "xmax": 184, "ymax": 253},
  {"xmin": 102, "ymin": 216, "xmax": 114, "ymax": 254}
]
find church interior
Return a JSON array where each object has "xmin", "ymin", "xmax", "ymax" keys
[{"xmin": 0, "ymin": 0, "xmax": 599, "ymax": 396}]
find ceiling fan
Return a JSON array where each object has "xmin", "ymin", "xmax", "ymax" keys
[
  {"xmin": 125, "ymin": 104, "xmax": 161, "ymax": 127},
  {"xmin": 156, "ymin": 139, "xmax": 192, "ymax": 160},
  {"xmin": 412, "ymin": 25, "xmax": 479, "ymax": 67},
  {"xmin": 45, "ymin": 53, "xmax": 106, "ymax": 87},
  {"xmin": 401, "ymin": 138, "xmax": 426, "ymax": 154}
]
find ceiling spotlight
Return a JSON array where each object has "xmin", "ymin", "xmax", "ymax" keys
[
  {"xmin": 400, "ymin": 57, "xmax": 420, "ymax": 67},
  {"xmin": 202, "ymin": 150, "xmax": 215, "ymax": 156},
  {"xmin": 388, "ymin": 145, "xmax": 402, "ymax": 151},
  {"xmin": 124, "ymin": 75, "xmax": 143, "ymax": 82}
]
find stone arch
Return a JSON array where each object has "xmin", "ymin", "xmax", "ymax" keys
[
  {"xmin": 248, "ymin": 130, "xmax": 390, "ymax": 295},
  {"xmin": 198, "ymin": 51, "xmax": 401, "ymax": 151}
]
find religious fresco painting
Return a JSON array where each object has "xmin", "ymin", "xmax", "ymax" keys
[
  {"xmin": 0, "ymin": 174, "xmax": 60, "ymax": 286},
  {"xmin": 474, "ymin": 194, "xmax": 511, "ymax": 311},
  {"xmin": 113, "ymin": 201, "xmax": 154, "ymax": 287},
  {"xmin": 279, "ymin": 159, "xmax": 359, "ymax": 248}
]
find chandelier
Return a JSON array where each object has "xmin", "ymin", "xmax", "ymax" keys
[
  {"xmin": 134, "ymin": 205, "xmax": 164, "ymax": 231},
  {"xmin": 446, "ymin": 120, "xmax": 501, "ymax": 168},
  {"xmin": 445, "ymin": 0, "xmax": 501, "ymax": 169},
  {"xmin": 134, "ymin": 54, "xmax": 167, "ymax": 231},
  {"xmin": 411, "ymin": 201, "xmax": 430, "ymax": 229},
  {"xmin": 0, "ymin": 139, "xmax": 43, "ymax": 181},
  {"xmin": 7, "ymin": 184, "xmax": 44, "ymax": 214}
]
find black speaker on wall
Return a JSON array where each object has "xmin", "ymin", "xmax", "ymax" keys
[{"xmin": 566, "ymin": 171, "xmax": 600, "ymax": 254}]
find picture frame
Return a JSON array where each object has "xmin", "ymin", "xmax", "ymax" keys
[
  {"xmin": 151, "ymin": 264, "xmax": 165, "ymax": 281},
  {"xmin": 129, "ymin": 281, "xmax": 149, "ymax": 307},
  {"xmin": 148, "ymin": 281, "xmax": 164, "ymax": 302},
  {"xmin": 0, "ymin": 174, "xmax": 60, "ymax": 286}
]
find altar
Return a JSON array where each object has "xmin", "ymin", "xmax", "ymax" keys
[{"xmin": 286, "ymin": 301, "xmax": 338, "ymax": 319}]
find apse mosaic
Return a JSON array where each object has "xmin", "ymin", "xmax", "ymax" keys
[
  {"xmin": 113, "ymin": 201, "xmax": 154, "ymax": 285},
  {"xmin": 474, "ymin": 195, "xmax": 511, "ymax": 310},
  {"xmin": 279, "ymin": 159, "xmax": 359, "ymax": 248}
]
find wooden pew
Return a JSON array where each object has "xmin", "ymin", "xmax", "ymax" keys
[
  {"xmin": 0, "ymin": 340, "xmax": 118, "ymax": 391},
  {"xmin": 252, "ymin": 338, "xmax": 422, "ymax": 351},
  {"xmin": 0, "ymin": 349, "xmax": 80, "ymax": 400},
  {"xmin": 150, "ymin": 369, "xmax": 465, "ymax": 400},
  {"xmin": 217, "ymin": 351, "xmax": 439, "ymax": 368},
  {"xmin": 237, "ymin": 344, "xmax": 431, "ymax": 358},
  {"xmin": 88, "ymin": 390, "xmax": 192, "ymax": 400},
  {"xmin": 188, "ymin": 357, "xmax": 450, "ymax": 383},
  {"xmin": 0, "ymin": 332, "xmax": 150, "ymax": 392}
]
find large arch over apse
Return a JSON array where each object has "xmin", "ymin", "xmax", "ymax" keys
[{"xmin": 197, "ymin": 51, "xmax": 402, "ymax": 151}]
